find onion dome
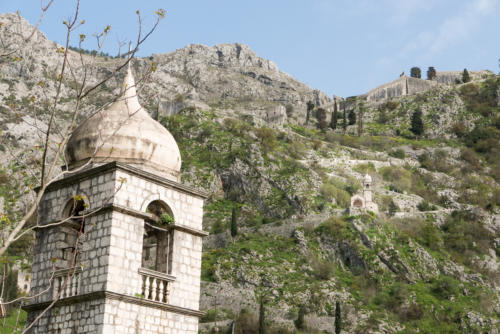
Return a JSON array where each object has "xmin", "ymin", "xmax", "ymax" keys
[
  {"xmin": 363, "ymin": 173, "xmax": 372, "ymax": 183},
  {"xmin": 65, "ymin": 66, "xmax": 181, "ymax": 181}
]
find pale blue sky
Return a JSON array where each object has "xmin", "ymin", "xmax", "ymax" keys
[{"xmin": 1, "ymin": 0, "xmax": 499, "ymax": 97}]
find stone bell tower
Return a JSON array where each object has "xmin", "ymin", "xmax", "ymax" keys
[{"xmin": 24, "ymin": 67, "xmax": 207, "ymax": 333}]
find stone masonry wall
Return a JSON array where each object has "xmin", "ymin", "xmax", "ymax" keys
[
  {"xmin": 102, "ymin": 299, "xmax": 199, "ymax": 334},
  {"xmin": 29, "ymin": 169, "xmax": 116, "ymax": 305},
  {"xmin": 26, "ymin": 299, "xmax": 106, "ymax": 334},
  {"xmin": 112, "ymin": 169, "xmax": 204, "ymax": 311}
]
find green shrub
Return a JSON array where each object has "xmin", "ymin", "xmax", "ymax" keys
[
  {"xmin": 442, "ymin": 210, "xmax": 493, "ymax": 259},
  {"xmin": 379, "ymin": 166, "xmax": 412, "ymax": 192},
  {"xmin": 319, "ymin": 179, "xmax": 351, "ymax": 208},
  {"xmin": 417, "ymin": 201, "xmax": 436, "ymax": 211},
  {"xmin": 311, "ymin": 257, "xmax": 334, "ymax": 280},
  {"xmin": 255, "ymin": 127, "xmax": 276, "ymax": 153},
  {"xmin": 431, "ymin": 276, "xmax": 461, "ymax": 299},
  {"xmin": 389, "ymin": 148, "xmax": 405, "ymax": 159},
  {"xmin": 353, "ymin": 163, "xmax": 375, "ymax": 174}
]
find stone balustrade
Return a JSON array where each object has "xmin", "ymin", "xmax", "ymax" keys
[
  {"xmin": 53, "ymin": 267, "xmax": 82, "ymax": 299},
  {"xmin": 138, "ymin": 268, "xmax": 175, "ymax": 304}
]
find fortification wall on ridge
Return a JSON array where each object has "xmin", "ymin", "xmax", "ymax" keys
[
  {"xmin": 406, "ymin": 77, "xmax": 438, "ymax": 94},
  {"xmin": 435, "ymin": 70, "xmax": 491, "ymax": 84}
]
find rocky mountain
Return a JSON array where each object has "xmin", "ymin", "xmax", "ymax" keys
[{"xmin": 0, "ymin": 13, "xmax": 499, "ymax": 334}]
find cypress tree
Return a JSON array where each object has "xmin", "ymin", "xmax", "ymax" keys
[
  {"xmin": 306, "ymin": 101, "xmax": 314, "ymax": 125},
  {"xmin": 316, "ymin": 108, "xmax": 328, "ymax": 131},
  {"xmin": 348, "ymin": 110, "xmax": 356, "ymax": 125},
  {"xmin": 427, "ymin": 67, "xmax": 436, "ymax": 80},
  {"xmin": 259, "ymin": 299, "xmax": 265, "ymax": 334},
  {"xmin": 410, "ymin": 109, "xmax": 424, "ymax": 136},
  {"xmin": 388, "ymin": 199, "xmax": 399, "ymax": 217},
  {"xmin": 295, "ymin": 306, "xmax": 306, "ymax": 329},
  {"xmin": 462, "ymin": 68, "xmax": 471, "ymax": 83},
  {"xmin": 330, "ymin": 101, "xmax": 338, "ymax": 130},
  {"xmin": 230, "ymin": 206, "xmax": 238, "ymax": 237},
  {"xmin": 342, "ymin": 107, "xmax": 347, "ymax": 134},
  {"xmin": 410, "ymin": 67, "xmax": 421, "ymax": 78},
  {"xmin": 357, "ymin": 106, "xmax": 363, "ymax": 137},
  {"xmin": 335, "ymin": 301, "xmax": 341, "ymax": 334}
]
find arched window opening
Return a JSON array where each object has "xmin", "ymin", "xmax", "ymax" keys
[
  {"xmin": 353, "ymin": 199, "xmax": 363, "ymax": 208},
  {"xmin": 57, "ymin": 197, "xmax": 86, "ymax": 269},
  {"xmin": 143, "ymin": 201, "xmax": 174, "ymax": 274}
]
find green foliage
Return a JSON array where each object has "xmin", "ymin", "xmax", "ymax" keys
[
  {"xmin": 431, "ymin": 276, "xmax": 461, "ymax": 299},
  {"xmin": 379, "ymin": 166, "xmax": 412, "ymax": 193},
  {"xmin": 410, "ymin": 67, "xmax": 421, "ymax": 78},
  {"xmin": 348, "ymin": 110, "xmax": 356, "ymax": 125},
  {"xmin": 255, "ymin": 127, "xmax": 277, "ymax": 154},
  {"xmin": 390, "ymin": 217, "xmax": 443, "ymax": 251},
  {"xmin": 311, "ymin": 256, "xmax": 333, "ymax": 280},
  {"xmin": 315, "ymin": 217, "xmax": 354, "ymax": 241},
  {"xmin": 462, "ymin": 68, "xmax": 471, "ymax": 83},
  {"xmin": 0, "ymin": 309, "xmax": 26, "ymax": 334},
  {"xmin": 315, "ymin": 108, "xmax": 328, "ymax": 131},
  {"xmin": 334, "ymin": 301, "xmax": 341, "ymax": 334},
  {"xmin": 427, "ymin": 67, "xmax": 436, "ymax": 80},
  {"xmin": 319, "ymin": 179, "xmax": 351, "ymax": 208},
  {"xmin": 353, "ymin": 163, "xmax": 375, "ymax": 175},
  {"xmin": 230, "ymin": 206, "xmax": 238, "ymax": 237},
  {"xmin": 388, "ymin": 148, "xmax": 405, "ymax": 159},
  {"xmin": 330, "ymin": 108, "xmax": 338, "ymax": 130},
  {"xmin": 342, "ymin": 108, "xmax": 347, "ymax": 132},
  {"xmin": 442, "ymin": 210, "xmax": 493, "ymax": 261},
  {"xmin": 410, "ymin": 109, "xmax": 424, "ymax": 136},
  {"xmin": 306, "ymin": 101, "xmax": 314, "ymax": 125},
  {"xmin": 160, "ymin": 213, "xmax": 174, "ymax": 225},
  {"xmin": 295, "ymin": 305, "xmax": 306, "ymax": 329},
  {"xmin": 417, "ymin": 201, "xmax": 436, "ymax": 212},
  {"xmin": 388, "ymin": 199, "xmax": 399, "ymax": 217}
]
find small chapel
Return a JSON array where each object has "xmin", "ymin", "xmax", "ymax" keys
[
  {"xmin": 350, "ymin": 173, "xmax": 379, "ymax": 214},
  {"xmin": 24, "ymin": 66, "xmax": 207, "ymax": 333}
]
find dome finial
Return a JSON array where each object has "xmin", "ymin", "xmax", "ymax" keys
[{"xmin": 120, "ymin": 54, "xmax": 141, "ymax": 115}]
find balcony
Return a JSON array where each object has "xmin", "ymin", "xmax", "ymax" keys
[
  {"xmin": 138, "ymin": 268, "xmax": 175, "ymax": 304},
  {"xmin": 52, "ymin": 267, "xmax": 82, "ymax": 299}
]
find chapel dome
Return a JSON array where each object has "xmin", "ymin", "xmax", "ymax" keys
[
  {"xmin": 363, "ymin": 173, "xmax": 372, "ymax": 183},
  {"xmin": 65, "ymin": 66, "xmax": 181, "ymax": 181}
]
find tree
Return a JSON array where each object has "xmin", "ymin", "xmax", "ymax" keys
[
  {"xmin": 348, "ymin": 110, "xmax": 356, "ymax": 125},
  {"xmin": 462, "ymin": 68, "xmax": 471, "ymax": 83},
  {"xmin": 410, "ymin": 67, "xmax": 421, "ymax": 78},
  {"xmin": 342, "ymin": 107, "xmax": 347, "ymax": 134},
  {"xmin": 330, "ymin": 101, "xmax": 338, "ymax": 130},
  {"xmin": 335, "ymin": 301, "xmax": 341, "ymax": 334},
  {"xmin": 306, "ymin": 101, "xmax": 314, "ymax": 125},
  {"xmin": 388, "ymin": 199, "xmax": 399, "ymax": 217},
  {"xmin": 295, "ymin": 305, "xmax": 306, "ymax": 329},
  {"xmin": 357, "ymin": 104, "xmax": 364, "ymax": 137},
  {"xmin": 255, "ymin": 127, "xmax": 276, "ymax": 154},
  {"xmin": 427, "ymin": 67, "xmax": 436, "ymax": 80},
  {"xmin": 230, "ymin": 206, "xmax": 238, "ymax": 237},
  {"xmin": 316, "ymin": 107, "xmax": 328, "ymax": 131},
  {"xmin": 259, "ymin": 299, "xmax": 266, "ymax": 334},
  {"xmin": 410, "ymin": 109, "xmax": 424, "ymax": 136}
]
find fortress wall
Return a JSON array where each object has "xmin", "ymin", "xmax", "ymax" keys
[
  {"xmin": 435, "ymin": 70, "xmax": 492, "ymax": 84},
  {"xmin": 406, "ymin": 77, "xmax": 438, "ymax": 94},
  {"xmin": 366, "ymin": 76, "xmax": 406, "ymax": 102}
]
